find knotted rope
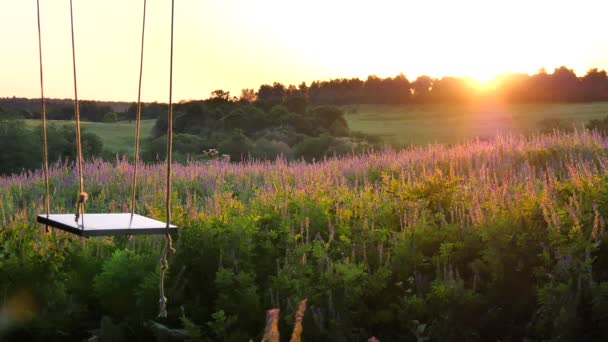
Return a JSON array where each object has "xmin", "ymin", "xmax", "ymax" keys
[{"xmin": 159, "ymin": 0, "xmax": 176, "ymax": 319}]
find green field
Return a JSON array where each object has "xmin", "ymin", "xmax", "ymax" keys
[
  {"xmin": 25, "ymin": 119, "xmax": 156, "ymax": 155},
  {"xmin": 22, "ymin": 102, "xmax": 608, "ymax": 155},
  {"xmin": 345, "ymin": 102, "xmax": 608, "ymax": 145}
]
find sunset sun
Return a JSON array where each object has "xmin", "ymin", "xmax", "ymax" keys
[{"xmin": 3, "ymin": 0, "xmax": 606, "ymax": 100}]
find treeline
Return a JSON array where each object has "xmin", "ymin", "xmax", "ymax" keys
[
  {"xmin": 6, "ymin": 65, "xmax": 608, "ymax": 124},
  {"xmin": 0, "ymin": 97, "xmax": 165, "ymax": 122},
  {"xmin": 246, "ymin": 66, "xmax": 608, "ymax": 105},
  {"xmin": 0, "ymin": 98, "xmax": 380, "ymax": 174}
]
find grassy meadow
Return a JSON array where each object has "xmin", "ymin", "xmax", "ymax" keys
[
  {"xmin": 346, "ymin": 102, "xmax": 608, "ymax": 145},
  {"xmin": 20, "ymin": 102, "xmax": 608, "ymax": 156},
  {"xmin": 2, "ymin": 130, "xmax": 608, "ymax": 340}
]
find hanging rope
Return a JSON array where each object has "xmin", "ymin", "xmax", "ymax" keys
[
  {"xmin": 165, "ymin": 0, "xmax": 175, "ymax": 232},
  {"xmin": 36, "ymin": 0, "xmax": 51, "ymax": 234},
  {"xmin": 130, "ymin": 0, "xmax": 147, "ymax": 217},
  {"xmin": 69, "ymin": 0, "xmax": 87, "ymax": 227},
  {"xmin": 159, "ymin": 0, "xmax": 176, "ymax": 319}
]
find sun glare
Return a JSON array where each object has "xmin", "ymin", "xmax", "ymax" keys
[{"xmin": 1, "ymin": 0, "xmax": 608, "ymax": 100}]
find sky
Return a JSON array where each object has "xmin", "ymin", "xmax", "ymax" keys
[{"xmin": 1, "ymin": 0, "xmax": 607, "ymax": 102}]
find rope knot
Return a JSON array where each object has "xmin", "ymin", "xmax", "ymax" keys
[
  {"xmin": 168, "ymin": 235, "xmax": 176, "ymax": 254},
  {"xmin": 78, "ymin": 191, "xmax": 89, "ymax": 204},
  {"xmin": 74, "ymin": 191, "xmax": 89, "ymax": 223}
]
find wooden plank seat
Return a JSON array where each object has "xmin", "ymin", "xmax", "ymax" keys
[{"xmin": 37, "ymin": 213, "xmax": 177, "ymax": 237}]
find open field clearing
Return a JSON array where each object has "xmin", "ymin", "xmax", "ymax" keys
[
  {"xmin": 24, "ymin": 119, "xmax": 156, "ymax": 155},
  {"xmin": 346, "ymin": 102, "xmax": 608, "ymax": 145}
]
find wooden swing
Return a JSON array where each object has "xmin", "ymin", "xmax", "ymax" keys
[{"xmin": 34, "ymin": 0, "xmax": 177, "ymax": 317}]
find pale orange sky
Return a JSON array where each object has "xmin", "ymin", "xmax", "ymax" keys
[{"xmin": 1, "ymin": 0, "xmax": 607, "ymax": 102}]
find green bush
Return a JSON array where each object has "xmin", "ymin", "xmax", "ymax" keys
[
  {"xmin": 0, "ymin": 120, "xmax": 104, "ymax": 175},
  {"xmin": 251, "ymin": 138, "xmax": 292, "ymax": 160},
  {"xmin": 102, "ymin": 112, "xmax": 119, "ymax": 123},
  {"xmin": 217, "ymin": 129, "xmax": 254, "ymax": 161},
  {"xmin": 292, "ymin": 135, "xmax": 334, "ymax": 161},
  {"xmin": 93, "ymin": 249, "xmax": 157, "ymax": 318}
]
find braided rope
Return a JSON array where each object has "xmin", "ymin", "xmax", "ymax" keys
[
  {"xmin": 69, "ymin": 0, "xmax": 87, "ymax": 227},
  {"xmin": 130, "ymin": 0, "xmax": 147, "ymax": 217},
  {"xmin": 159, "ymin": 0, "xmax": 176, "ymax": 318},
  {"xmin": 36, "ymin": 0, "xmax": 51, "ymax": 233}
]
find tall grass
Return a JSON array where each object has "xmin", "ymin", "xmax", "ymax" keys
[
  {"xmin": 2, "ymin": 130, "xmax": 608, "ymax": 340},
  {"xmin": 3, "ymin": 129, "xmax": 607, "ymax": 229}
]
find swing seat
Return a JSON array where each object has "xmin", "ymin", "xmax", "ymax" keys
[{"xmin": 37, "ymin": 213, "xmax": 177, "ymax": 237}]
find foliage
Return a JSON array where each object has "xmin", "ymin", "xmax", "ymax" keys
[
  {"xmin": 93, "ymin": 249, "xmax": 157, "ymax": 317},
  {"xmin": 0, "ymin": 119, "xmax": 104, "ymax": 175},
  {"xmin": 147, "ymin": 98, "xmax": 377, "ymax": 162},
  {"xmin": 249, "ymin": 67, "xmax": 608, "ymax": 106},
  {"xmin": 102, "ymin": 112, "xmax": 119, "ymax": 123},
  {"xmin": 2, "ymin": 131, "xmax": 608, "ymax": 340}
]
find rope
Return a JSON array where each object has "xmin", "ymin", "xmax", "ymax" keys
[
  {"xmin": 130, "ymin": 0, "xmax": 147, "ymax": 217},
  {"xmin": 69, "ymin": 0, "xmax": 87, "ymax": 227},
  {"xmin": 36, "ymin": 0, "xmax": 51, "ymax": 233},
  {"xmin": 166, "ymin": 0, "xmax": 175, "ymax": 231},
  {"xmin": 159, "ymin": 0, "xmax": 176, "ymax": 318},
  {"xmin": 159, "ymin": 234, "xmax": 175, "ymax": 317}
]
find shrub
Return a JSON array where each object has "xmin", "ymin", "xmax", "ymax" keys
[
  {"xmin": 251, "ymin": 138, "xmax": 292, "ymax": 160},
  {"xmin": 292, "ymin": 135, "xmax": 333, "ymax": 160},
  {"xmin": 102, "ymin": 112, "xmax": 119, "ymax": 123},
  {"xmin": 93, "ymin": 249, "xmax": 157, "ymax": 318},
  {"xmin": 217, "ymin": 129, "xmax": 254, "ymax": 161}
]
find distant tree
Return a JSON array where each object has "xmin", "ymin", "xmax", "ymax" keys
[
  {"xmin": 210, "ymin": 89, "xmax": 232, "ymax": 103},
  {"xmin": 581, "ymin": 69, "xmax": 608, "ymax": 101},
  {"xmin": 550, "ymin": 66, "xmax": 580, "ymax": 102},
  {"xmin": 256, "ymin": 82, "xmax": 286, "ymax": 109},
  {"xmin": 298, "ymin": 82, "xmax": 308, "ymax": 95},
  {"xmin": 144, "ymin": 102, "xmax": 168, "ymax": 119},
  {"xmin": 384, "ymin": 73, "xmax": 412, "ymax": 104},
  {"xmin": 103, "ymin": 112, "xmax": 119, "ymax": 123},
  {"xmin": 292, "ymin": 135, "xmax": 333, "ymax": 161},
  {"xmin": 79, "ymin": 101, "xmax": 112, "ymax": 121},
  {"xmin": 285, "ymin": 84, "xmax": 303, "ymax": 98},
  {"xmin": 223, "ymin": 105, "xmax": 269, "ymax": 132},
  {"xmin": 268, "ymin": 105, "xmax": 291, "ymax": 123},
  {"xmin": 0, "ymin": 119, "xmax": 36, "ymax": 174},
  {"xmin": 432, "ymin": 77, "xmax": 473, "ymax": 103},
  {"xmin": 0, "ymin": 120, "xmax": 104, "ymax": 175},
  {"xmin": 48, "ymin": 105, "xmax": 73, "ymax": 120},
  {"xmin": 527, "ymin": 68, "xmax": 552, "ymax": 102},
  {"xmin": 280, "ymin": 112, "xmax": 314, "ymax": 135},
  {"xmin": 283, "ymin": 96, "xmax": 308, "ymax": 115},
  {"xmin": 310, "ymin": 106, "xmax": 349, "ymax": 132},
  {"xmin": 217, "ymin": 129, "xmax": 253, "ymax": 161},
  {"xmin": 0, "ymin": 107, "xmax": 23, "ymax": 120},
  {"xmin": 497, "ymin": 73, "xmax": 530, "ymax": 102},
  {"xmin": 412, "ymin": 75, "xmax": 433, "ymax": 103},
  {"xmin": 240, "ymin": 88, "xmax": 256, "ymax": 103},
  {"xmin": 251, "ymin": 138, "xmax": 292, "ymax": 160}
]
